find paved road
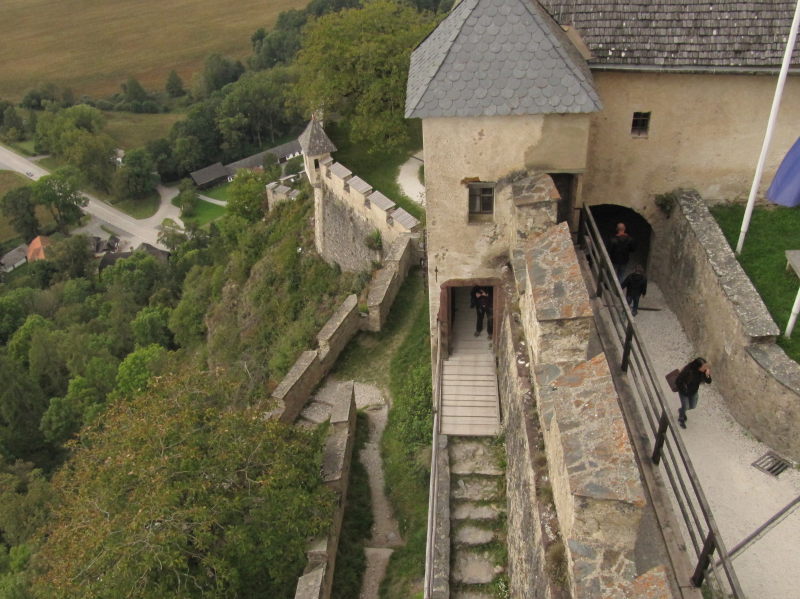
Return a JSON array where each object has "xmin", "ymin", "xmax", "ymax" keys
[{"xmin": 0, "ymin": 145, "xmax": 167, "ymax": 249}]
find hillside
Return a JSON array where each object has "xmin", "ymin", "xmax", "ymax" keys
[{"xmin": 0, "ymin": 0, "xmax": 305, "ymax": 101}]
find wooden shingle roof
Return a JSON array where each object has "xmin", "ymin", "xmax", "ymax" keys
[{"xmin": 539, "ymin": 0, "xmax": 800, "ymax": 68}]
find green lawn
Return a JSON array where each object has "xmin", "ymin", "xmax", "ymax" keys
[
  {"xmin": 710, "ymin": 203, "xmax": 800, "ymax": 361},
  {"xmin": 113, "ymin": 193, "xmax": 160, "ymax": 219},
  {"xmin": 200, "ymin": 182, "xmax": 232, "ymax": 203},
  {"xmin": 328, "ymin": 121, "xmax": 425, "ymax": 223},
  {"xmin": 102, "ymin": 112, "xmax": 184, "ymax": 150},
  {"xmin": 177, "ymin": 198, "xmax": 227, "ymax": 227}
]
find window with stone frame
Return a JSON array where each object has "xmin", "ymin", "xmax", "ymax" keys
[
  {"xmin": 468, "ymin": 182, "xmax": 495, "ymax": 222},
  {"xmin": 631, "ymin": 112, "xmax": 651, "ymax": 137}
]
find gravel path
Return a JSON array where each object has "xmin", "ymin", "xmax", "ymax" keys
[
  {"xmin": 354, "ymin": 382, "xmax": 402, "ymax": 599},
  {"xmin": 634, "ymin": 283, "xmax": 800, "ymax": 599},
  {"xmin": 397, "ymin": 152, "xmax": 425, "ymax": 207}
]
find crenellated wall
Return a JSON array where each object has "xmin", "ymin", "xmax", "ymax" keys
[
  {"xmin": 312, "ymin": 157, "xmax": 421, "ymax": 273},
  {"xmin": 650, "ymin": 190, "xmax": 800, "ymax": 460}
]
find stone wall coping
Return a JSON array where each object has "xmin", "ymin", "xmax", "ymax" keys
[
  {"xmin": 329, "ymin": 162, "xmax": 352, "ymax": 180},
  {"xmin": 747, "ymin": 342, "xmax": 800, "ymax": 394},
  {"xmin": 367, "ymin": 190, "xmax": 396, "ymax": 212},
  {"xmin": 677, "ymin": 191, "xmax": 779, "ymax": 338},
  {"xmin": 317, "ymin": 295, "xmax": 358, "ymax": 343},
  {"xmin": 294, "ymin": 565, "xmax": 325, "ymax": 599},
  {"xmin": 526, "ymin": 222, "xmax": 593, "ymax": 321},
  {"xmin": 273, "ymin": 350, "xmax": 318, "ymax": 400},
  {"xmin": 535, "ymin": 355, "xmax": 646, "ymax": 508},
  {"xmin": 349, "ymin": 175, "xmax": 373, "ymax": 195},
  {"xmin": 330, "ymin": 382, "xmax": 354, "ymax": 424},
  {"xmin": 512, "ymin": 172, "xmax": 560, "ymax": 207}
]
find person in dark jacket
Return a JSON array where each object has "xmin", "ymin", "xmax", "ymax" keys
[
  {"xmin": 472, "ymin": 285, "xmax": 493, "ymax": 337},
  {"xmin": 621, "ymin": 265, "xmax": 648, "ymax": 316},
  {"xmin": 607, "ymin": 222, "xmax": 636, "ymax": 281},
  {"xmin": 675, "ymin": 357, "xmax": 712, "ymax": 428}
]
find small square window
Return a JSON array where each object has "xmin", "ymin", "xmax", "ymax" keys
[
  {"xmin": 468, "ymin": 183, "xmax": 495, "ymax": 221},
  {"xmin": 631, "ymin": 112, "xmax": 651, "ymax": 137}
]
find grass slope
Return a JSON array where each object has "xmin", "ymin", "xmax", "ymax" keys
[
  {"xmin": 711, "ymin": 203, "xmax": 800, "ymax": 361},
  {"xmin": 0, "ymin": 0, "xmax": 304, "ymax": 101},
  {"xmin": 103, "ymin": 112, "xmax": 184, "ymax": 149}
]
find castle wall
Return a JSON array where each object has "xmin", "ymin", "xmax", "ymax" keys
[
  {"xmin": 317, "ymin": 186, "xmax": 380, "ymax": 272},
  {"xmin": 421, "ymin": 113, "xmax": 591, "ymax": 332},
  {"xmin": 650, "ymin": 190, "xmax": 800, "ymax": 460},
  {"xmin": 583, "ymin": 71, "xmax": 800, "ymax": 219}
]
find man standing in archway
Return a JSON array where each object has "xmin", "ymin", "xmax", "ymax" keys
[{"xmin": 608, "ymin": 222, "xmax": 636, "ymax": 281}]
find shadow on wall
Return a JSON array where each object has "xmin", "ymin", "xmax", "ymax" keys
[{"xmin": 590, "ymin": 204, "xmax": 653, "ymax": 272}]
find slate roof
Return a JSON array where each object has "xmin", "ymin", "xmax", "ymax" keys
[
  {"xmin": 190, "ymin": 162, "xmax": 229, "ymax": 187},
  {"xmin": 405, "ymin": 0, "xmax": 601, "ymax": 118},
  {"xmin": 0, "ymin": 245, "xmax": 27, "ymax": 271},
  {"xmin": 539, "ymin": 0, "xmax": 800, "ymax": 68},
  {"xmin": 299, "ymin": 118, "xmax": 338, "ymax": 155}
]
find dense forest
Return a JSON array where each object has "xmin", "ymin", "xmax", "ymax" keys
[{"xmin": 0, "ymin": 0, "xmax": 447, "ymax": 596}]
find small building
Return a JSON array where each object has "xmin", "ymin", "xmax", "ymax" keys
[
  {"xmin": 26, "ymin": 236, "xmax": 52, "ymax": 262},
  {"xmin": 136, "ymin": 243, "xmax": 170, "ymax": 263},
  {"xmin": 189, "ymin": 162, "xmax": 230, "ymax": 189},
  {"xmin": 0, "ymin": 244, "xmax": 27, "ymax": 273}
]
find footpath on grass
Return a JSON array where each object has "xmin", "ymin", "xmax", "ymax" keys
[{"xmin": 627, "ymin": 283, "xmax": 800, "ymax": 599}]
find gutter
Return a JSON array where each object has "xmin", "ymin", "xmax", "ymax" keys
[{"xmin": 589, "ymin": 63, "xmax": 800, "ymax": 76}]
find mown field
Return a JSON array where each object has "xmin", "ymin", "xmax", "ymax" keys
[{"xmin": 0, "ymin": 0, "xmax": 304, "ymax": 102}]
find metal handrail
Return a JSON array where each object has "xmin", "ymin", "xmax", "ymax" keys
[
  {"xmin": 423, "ymin": 321, "xmax": 444, "ymax": 598},
  {"xmin": 578, "ymin": 206, "xmax": 744, "ymax": 597}
]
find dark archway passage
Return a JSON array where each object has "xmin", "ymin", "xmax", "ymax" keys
[{"xmin": 590, "ymin": 204, "xmax": 653, "ymax": 273}]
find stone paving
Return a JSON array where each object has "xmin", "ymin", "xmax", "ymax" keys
[
  {"xmin": 449, "ymin": 437, "xmax": 506, "ymax": 599},
  {"xmin": 626, "ymin": 283, "xmax": 800, "ymax": 599}
]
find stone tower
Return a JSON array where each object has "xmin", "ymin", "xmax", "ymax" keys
[{"xmin": 298, "ymin": 116, "xmax": 337, "ymax": 187}]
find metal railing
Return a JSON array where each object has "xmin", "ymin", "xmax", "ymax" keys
[
  {"xmin": 423, "ymin": 321, "xmax": 444, "ymax": 598},
  {"xmin": 578, "ymin": 206, "xmax": 744, "ymax": 597}
]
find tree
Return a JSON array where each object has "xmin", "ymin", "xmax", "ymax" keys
[
  {"xmin": 171, "ymin": 135, "xmax": 203, "ymax": 174},
  {"xmin": 47, "ymin": 235, "xmax": 95, "ymax": 280},
  {"xmin": 101, "ymin": 252, "xmax": 164, "ymax": 306},
  {"xmin": 31, "ymin": 369, "xmax": 333, "ymax": 599},
  {"xmin": 32, "ymin": 167, "xmax": 86, "ymax": 233},
  {"xmin": 122, "ymin": 77, "xmax": 148, "ymax": 104},
  {"xmin": 7, "ymin": 315, "xmax": 54, "ymax": 367},
  {"xmin": 201, "ymin": 53, "xmax": 245, "ymax": 96},
  {"xmin": 131, "ymin": 306, "xmax": 173, "ymax": 348},
  {"xmin": 112, "ymin": 148, "xmax": 158, "ymax": 201},
  {"xmin": 165, "ymin": 70, "xmax": 185, "ymax": 98},
  {"xmin": 60, "ymin": 128, "xmax": 116, "ymax": 191},
  {"xmin": 0, "ymin": 288, "xmax": 37, "ymax": 345},
  {"xmin": 39, "ymin": 376, "xmax": 102, "ymax": 445},
  {"xmin": 174, "ymin": 178, "xmax": 198, "ymax": 217},
  {"xmin": 0, "ymin": 355, "xmax": 48, "ymax": 459},
  {"xmin": 34, "ymin": 105, "xmax": 105, "ymax": 155},
  {"xmin": 1, "ymin": 187, "xmax": 39, "ymax": 242},
  {"xmin": 227, "ymin": 169, "xmax": 268, "ymax": 223},
  {"xmin": 296, "ymin": 0, "xmax": 436, "ymax": 150},
  {"xmin": 262, "ymin": 152, "xmax": 281, "ymax": 182},
  {"xmin": 113, "ymin": 343, "xmax": 168, "ymax": 398},
  {"xmin": 216, "ymin": 67, "xmax": 296, "ymax": 150},
  {"xmin": 1, "ymin": 106, "xmax": 25, "ymax": 141}
]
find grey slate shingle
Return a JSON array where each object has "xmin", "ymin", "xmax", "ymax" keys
[
  {"xmin": 406, "ymin": 0, "xmax": 602, "ymax": 118},
  {"xmin": 330, "ymin": 163, "xmax": 352, "ymax": 180},
  {"xmin": 298, "ymin": 118, "xmax": 338, "ymax": 155},
  {"xmin": 367, "ymin": 191, "xmax": 396, "ymax": 211},
  {"xmin": 539, "ymin": 0, "xmax": 800, "ymax": 68}
]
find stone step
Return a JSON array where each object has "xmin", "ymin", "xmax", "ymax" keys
[
  {"xmin": 449, "ymin": 439, "xmax": 504, "ymax": 475},
  {"xmin": 451, "ymin": 475, "xmax": 503, "ymax": 502},
  {"xmin": 452, "ymin": 591, "xmax": 495, "ymax": 599},
  {"xmin": 452, "ymin": 501, "xmax": 506, "ymax": 521},
  {"xmin": 451, "ymin": 551, "xmax": 497, "ymax": 585},
  {"xmin": 454, "ymin": 523, "xmax": 496, "ymax": 546}
]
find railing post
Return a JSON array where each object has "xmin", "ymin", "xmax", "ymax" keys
[
  {"xmin": 651, "ymin": 409, "xmax": 669, "ymax": 465},
  {"xmin": 691, "ymin": 532, "xmax": 717, "ymax": 588},
  {"xmin": 620, "ymin": 321, "xmax": 634, "ymax": 372}
]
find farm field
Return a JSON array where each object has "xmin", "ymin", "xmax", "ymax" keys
[
  {"xmin": 103, "ymin": 112, "xmax": 184, "ymax": 149},
  {"xmin": 0, "ymin": 0, "xmax": 304, "ymax": 102}
]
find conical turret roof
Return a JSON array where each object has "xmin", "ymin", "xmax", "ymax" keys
[
  {"xmin": 298, "ymin": 118, "xmax": 337, "ymax": 156},
  {"xmin": 405, "ymin": 0, "xmax": 601, "ymax": 118}
]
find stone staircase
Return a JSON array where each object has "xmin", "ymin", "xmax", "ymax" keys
[{"xmin": 448, "ymin": 437, "xmax": 507, "ymax": 598}]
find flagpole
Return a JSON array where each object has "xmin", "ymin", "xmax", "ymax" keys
[{"xmin": 736, "ymin": 0, "xmax": 800, "ymax": 255}]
